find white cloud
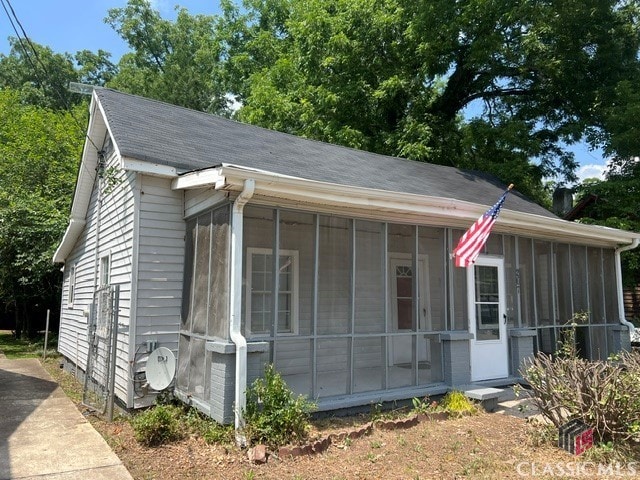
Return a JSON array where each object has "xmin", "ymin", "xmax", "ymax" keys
[{"xmin": 575, "ymin": 163, "xmax": 606, "ymax": 183}]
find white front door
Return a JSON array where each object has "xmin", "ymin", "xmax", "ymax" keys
[
  {"xmin": 467, "ymin": 256, "xmax": 509, "ymax": 381},
  {"xmin": 389, "ymin": 255, "xmax": 429, "ymax": 365}
]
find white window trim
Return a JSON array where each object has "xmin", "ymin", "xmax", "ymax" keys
[
  {"xmin": 68, "ymin": 264, "xmax": 76, "ymax": 306},
  {"xmin": 246, "ymin": 247, "xmax": 299, "ymax": 337},
  {"xmin": 99, "ymin": 252, "xmax": 112, "ymax": 288}
]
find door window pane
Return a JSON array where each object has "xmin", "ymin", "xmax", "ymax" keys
[{"xmin": 474, "ymin": 265, "xmax": 500, "ymax": 341}]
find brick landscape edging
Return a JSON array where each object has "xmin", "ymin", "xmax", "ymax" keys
[{"xmin": 255, "ymin": 412, "xmax": 449, "ymax": 463}]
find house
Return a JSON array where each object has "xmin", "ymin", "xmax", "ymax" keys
[{"xmin": 54, "ymin": 88, "xmax": 640, "ymax": 429}]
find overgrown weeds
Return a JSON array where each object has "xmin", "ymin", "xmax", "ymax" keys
[
  {"xmin": 132, "ymin": 404, "xmax": 184, "ymax": 446},
  {"xmin": 131, "ymin": 399, "xmax": 233, "ymax": 447},
  {"xmin": 243, "ymin": 364, "xmax": 316, "ymax": 448},
  {"xmin": 522, "ymin": 314, "xmax": 640, "ymax": 444}
]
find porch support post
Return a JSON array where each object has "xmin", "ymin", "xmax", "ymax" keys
[
  {"xmin": 229, "ymin": 179, "xmax": 255, "ymax": 444},
  {"xmin": 509, "ymin": 328, "xmax": 537, "ymax": 376},
  {"xmin": 439, "ymin": 331, "xmax": 473, "ymax": 386}
]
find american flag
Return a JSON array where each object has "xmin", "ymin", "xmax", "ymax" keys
[{"xmin": 452, "ymin": 185, "xmax": 513, "ymax": 268}]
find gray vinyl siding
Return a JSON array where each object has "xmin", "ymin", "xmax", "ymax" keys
[
  {"xmin": 133, "ymin": 174, "xmax": 185, "ymax": 406},
  {"xmin": 58, "ymin": 151, "xmax": 135, "ymax": 404}
]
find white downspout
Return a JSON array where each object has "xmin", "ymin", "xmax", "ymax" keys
[
  {"xmin": 615, "ymin": 239, "xmax": 640, "ymax": 341},
  {"xmin": 229, "ymin": 179, "xmax": 255, "ymax": 445}
]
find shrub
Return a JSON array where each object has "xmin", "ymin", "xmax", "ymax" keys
[
  {"xmin": 243, "ymin": 364, "xmax": 316, "ymax": 448},
  {"xmin": 132, "ymin": 404, "xmax": 184, "ymax": 446},
  {"xmin": 522, "ymin": 321, "xmax": 640, "ymax": 443},
  {"xmin": 441, "ymin": 390, "xmax": 479, "ymax": 416}
]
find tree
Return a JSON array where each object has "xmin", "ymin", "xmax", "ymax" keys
[
  {"xmin": 0, "ymin": 38, "xmax": 116, "ymax": 109},
  {"xmin": 105, "ymin": 0, "xmax": 229, "ymax": 114},
  {"xmin": 218, "ymin": 0, "xmax": 640, "ymax": 203},
  {"xmin": 0, "ymin": 89, "xmax": 83, "ymax": 336}
]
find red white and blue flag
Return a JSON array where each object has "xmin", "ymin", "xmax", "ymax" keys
[{"xmin": 452, "ymin": 184, "xmax": 513, "ymax": 268}]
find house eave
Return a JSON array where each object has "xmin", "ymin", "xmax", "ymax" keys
[
  {"xmin": 121, "ymin": 157, "xmax": 179, "ymax": 177},
  {"xmin": 174, "ymin": 164, "xmax": 640, "ymax": 249},
  {"xmin": 53, "ymin": 217, "xmax": 87, "ymax": 263}
]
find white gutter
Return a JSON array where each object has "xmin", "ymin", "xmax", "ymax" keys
[
  {"xmin": 615, "ymin": 239, "xmax": 640, "ymax": 340},
  {"xmin": 229, "ymin": 178, "xmax": 255, "ymax": 444},
  {"xmin": 204, "ymin": 164, "xmax": 640, "ymax": 246}
]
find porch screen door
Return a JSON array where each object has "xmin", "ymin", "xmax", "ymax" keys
[{"xmin": 467, "ymin": 256, "xmax": 509, "ymax": 381}]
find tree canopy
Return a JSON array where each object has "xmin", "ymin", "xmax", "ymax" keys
[
  {"xmin": 0, "ymin": 38, "xmax": 116, "ymax": 109},
  {"xmin": 105, "ymin": 0, "xmax": 229, "ymax": 114},
  {"xmin": 0, "ymin": 89, "xmax": 84, "ymax": 335},
  {"xmin": 214, "ymin": 0, "xmax": 640, "ymax": 203}
]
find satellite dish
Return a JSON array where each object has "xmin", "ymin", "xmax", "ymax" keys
[{"xmin": 146, "ymin": 347, "xmax": 176, "ymax": 391}]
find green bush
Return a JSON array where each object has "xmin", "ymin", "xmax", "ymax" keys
[
  {"xmin": 132, "ymin": 404, "xmax": 184, "ymax": 446},
  {"xmin": 244, "ymin": 364, "xmax": 316, "ymax": 448}
]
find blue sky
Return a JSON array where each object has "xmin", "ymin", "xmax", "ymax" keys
[
  {"xmin": 0, "ymin": 1, "xmax": 221, "ymax": 60},
  {"xmin": 0, "ymin": 1, "xmax": 608, "ymax": 183}
]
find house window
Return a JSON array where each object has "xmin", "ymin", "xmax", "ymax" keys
[
  {"xmin": 68, "ymin": 265, "xmax": 76, "ymax": 305},
  {"xmin": 100, "ymin": 255, "xmax": 111, "ymax": 287},
  {"xmin": 246, "ymin": 248, "xmax": 298, "ymax": 336}
]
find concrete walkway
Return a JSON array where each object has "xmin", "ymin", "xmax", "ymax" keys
[{"xmin": 0, "ymin": 358, "xmax": 133, "ymax": 480}]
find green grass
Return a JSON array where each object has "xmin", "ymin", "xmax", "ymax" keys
[{"xmin": 0, "ymin": 330, "xmax": 57, "ymax": 359}]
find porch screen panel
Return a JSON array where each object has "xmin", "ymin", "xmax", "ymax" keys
[
  {"xmin": 418, "ymin": 226, "xmax": 445, "ymax": 331},
  {"xmin": 571, "ymin": 245, "xmax": 589, "ymax": 317},
  {"xmin": 534, "ymin": 240, "xmax": 554, "ymax": 326},
  {"xmin": 274, "ymin": 338, "xmax": 312, "ymax": 397},
  {"xmin": 603, "ymin": 249, "xmax": 619, "ymax": 324},
  {"xmin": 504, "ymin": 235, "xmax": 519, "ymax": 328},
  {"xmin": 353, "ymin": 337, "xmax": 383, "ymax": 393},
  {"xmin": 418, "ymin": 227, "xmax": 444, "ymax": 385},
  {"xmin": 242, "ymin": 207, "xmax": 274, "ymax": 337},
  {"xmin": 588, "ymin": 247, "xmax": 605, "ymax": 325},
  {"xmin": 208, "ymin": 206, "xmax": 230, "ymax": 339},
  {"xmin": 188, "ymin": 337, "xmax": 206, "ymax": 398},
  {"xmin": 518, "ymin": 238, "xmax": 535, "ymax": 328},
  {"xmin": 483, "ymin": 234, "xmax": 503, "ymax": 256},
  {"xmin": 555, "ymin": 244, "xmax": 572, "ymax": 325},
  {"xmin": 451, "ymin": 230, "xmax": 468, "ymax": 330},
  {"xmin": 317, "ymin": 337, "xmax": 349, "ymax": 396},
  {"xmin": 181, "ymin": 219, "xmax": 197, "ymax": 330},
  {"xmin": 388, "ymin": 224, "xmax": 416, "ymax": 331},
  {"xmin": 591, "ymin": 326, "xmax": 607, "ymax": 360},
  {"xmin": 318, "ymin": 216, "xmax": 351, "ymax": 335},
  {"xmin": 537, "ymin": 328, "xmax": 555, "ymax": 355},
  {"xmin": 280, "ymin": 211, "xmax": 315, "ymax": 336},
  {"xmin": 355, "ymin": 220, "xmax": 385, "ymax": 334},
  {"xmin": 176, "ymin": 334, "xmax": 190, "ymax": 390},
  {"xmin": 389, "ymin": 335, "xmax": 416, "ymax": 389},
  {"xmin": 192, "ymin": 212, "xmax": 212, "ymax": 335}
]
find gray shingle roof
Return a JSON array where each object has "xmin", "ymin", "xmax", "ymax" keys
[{"xmin": 96, "ymin": 88, "xmax": 556, "ymax": 218}]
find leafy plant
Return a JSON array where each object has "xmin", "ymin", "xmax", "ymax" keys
[
  {"xmin": 131, "ymin": 404, "xmax": 184, "ymax": 446},
  {"xmin": 441, "ymin": 391, "xmax": 479, "ymax": 417},
  {"xmin": 411, "ymin": 396, "xmax": 442, "ymax": 415},
  {"xmin": 243, "ymin": 364, "xmax": 316, "ymax": 448}
]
